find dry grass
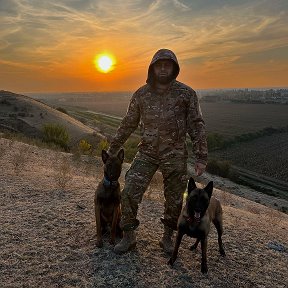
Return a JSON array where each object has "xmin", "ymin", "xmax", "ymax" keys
[
  {"xmin": 0, "ymin": 137, "xmax": 287, "ymax": 288},
  {"xmin": 11, "ymin": 145, "xmax": 31, "ymax": 176},
  {"xmin": 0, "ymin": 140, "xmax": 8, "ymax": 159},
  {"xmin": 52, "ymin": 155, "xmax": 73, "ymax": 191}
]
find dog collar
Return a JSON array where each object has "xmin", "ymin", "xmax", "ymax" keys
[{"xmin": 103, "ymin": 176, "xmax": 119, "ymax": 188}]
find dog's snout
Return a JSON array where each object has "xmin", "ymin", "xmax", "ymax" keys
[{"xmin": 194, "ymin": 207, "xmax": 201, "ymax": 213}]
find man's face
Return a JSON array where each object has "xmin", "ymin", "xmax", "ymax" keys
[{"xmin": 153, "ymin": 59, "xmax": 174, "ymax": 84}]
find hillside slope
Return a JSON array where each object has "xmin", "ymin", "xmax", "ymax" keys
[
  {"xmin": 0, "ymin": 138, "xmax": 287, "ymax": 287},
  {"xmin": 0, "ymin": 90, "xmax": 104, "ymax": 146}
]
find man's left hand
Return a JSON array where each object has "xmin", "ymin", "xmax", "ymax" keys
[{"xmin": 195, "ymin": 162, "xmax": 206, "ymax": 176}]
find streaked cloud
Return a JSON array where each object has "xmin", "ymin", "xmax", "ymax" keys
[
  {"xmin": 0, "ymin": 0, "xmax": 287, "ymax": 91},
  {"xmin": 172, "ymin": 0, "xmax": 191, "ymax": 11}
]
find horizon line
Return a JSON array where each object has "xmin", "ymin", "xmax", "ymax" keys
[{"xmin": 18, "ymin": 86, "xmax": 288, "ymax": 95}]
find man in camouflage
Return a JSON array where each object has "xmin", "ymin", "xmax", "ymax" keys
[{"xmin": 108, "ymin": 49, "xmax": 208, "ymax": 254}]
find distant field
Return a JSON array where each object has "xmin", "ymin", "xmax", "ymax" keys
[
  {"xmin": 201, "ymin": 102, "xmax": 288, "ymax": 138},
  {"xmin": 32, "ymin": 92, "xmax": 131, "ymax": 119},
  {"xmin": 210, "ymin": 132, "xmax": 288, "ymax": 183},
  {"xmin": 37, "ymin": 93, "xmax": 288, "ymax": 139}
]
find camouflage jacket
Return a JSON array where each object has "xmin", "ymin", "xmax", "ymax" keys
[{"xmin": 109, "ymin": 80, "xmax": 208, "ymax": 165}]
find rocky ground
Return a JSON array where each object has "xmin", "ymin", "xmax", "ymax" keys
[{"xmin": 0, "ymin": 137, "xmax": 287, "ymax": 287}]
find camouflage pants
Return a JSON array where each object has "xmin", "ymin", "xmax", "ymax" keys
[{"xmin": 120, "ymin": 152, "xmax": 187, "ymax": 231}]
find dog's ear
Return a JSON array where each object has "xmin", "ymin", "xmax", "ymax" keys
[
  {"xmin": 188, "ymin": 177, "xmax": 197, "ymax": 194},
  {"xmin": 117, "ymin": 148, "xmax": 124, "ymax": 163},
  {"xmin": 101, "ymin": 150, "xmax": 109, "ymax": 163},
  {"xmin": 204, "ymin": 181, "xmax": 213, "ymax": 198}
]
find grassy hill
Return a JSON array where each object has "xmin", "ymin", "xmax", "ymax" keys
[{"xmin": 0, "ymin": 90, "xmax": 104, "ymax": 148}]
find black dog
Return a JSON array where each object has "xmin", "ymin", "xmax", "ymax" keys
[
  {"xmin": 168, "ymin": 177, "xmax": 225, "ymax": 273},
  {"xmin": 94, "ymin": 149, "xmax": 124, "ymax": 248}
]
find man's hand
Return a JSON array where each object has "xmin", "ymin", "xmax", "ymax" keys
[{"xmin": 195, "ymin": 162, "xmax": 206, "ymax": 176}]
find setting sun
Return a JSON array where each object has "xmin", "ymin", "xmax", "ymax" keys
[{"xmin": 95, "ymin": 54, "xmax": 115, "ymax": 73}]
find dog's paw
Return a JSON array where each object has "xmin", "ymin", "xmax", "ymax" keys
[
  {"xmin": 189, "ymin": 244, "xmax": 197, "ymax": 251},
  {"xmin": 109, "ymin": 238, "xmax": 115, "ymax": 245},
  {"xmin": 96, "ymin": 240, "xmax": 103, "ymax": 248},
  {"xmin": 220, "ymin": 248, "xmax": 226, "ymax": 256},
  {"xmin": 201, "ymin": 263, "xmax": 208, "ymax": 274},
  {"xmin": 167, "ymin": 258, "xmax": 174, "ymax": 266}
]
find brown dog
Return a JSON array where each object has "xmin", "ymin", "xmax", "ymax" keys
[
  {"xmin": 94, "ymin": 149, "xmax": 124, "ymax": 248},
  {"xmin": 168, "ymin": 177, "xmax": 225, "ymax": 273}
]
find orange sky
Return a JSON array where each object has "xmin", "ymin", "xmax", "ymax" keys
[{"xmin": 1, "ymin": 0, "xmax": 288, "ymax": 93}]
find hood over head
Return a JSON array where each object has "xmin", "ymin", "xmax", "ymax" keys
[{"xmin": 146, "ymin": 49, "xmax": 180, "ymax": 85}]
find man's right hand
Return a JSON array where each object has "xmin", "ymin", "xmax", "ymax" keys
[{"xmin": 195, "ymin": 162, "xmax": 206, "ymax": 176}]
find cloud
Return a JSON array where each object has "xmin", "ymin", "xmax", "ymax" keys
[
  {"xmin": 0, "ymin": 0, "xmax": 20, "ymax": 16},
  {"xmin": 169, "ymin": 2, "xmax": 288, "ymax": 62},
  {"xmin": 0, "ymin": 0, "xmax": 287, "ymax": 91},
  {"xmin": 201, "ymin": 55, "xmax": 241, "ymax": 71},
  {"xmin": 172, "ymin": 0, "xmax": 190, "ymax": 11}
]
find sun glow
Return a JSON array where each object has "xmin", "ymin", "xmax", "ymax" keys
[{"xmin": 95, "ymin": 54, "xmax": 116, "ymax": 73}]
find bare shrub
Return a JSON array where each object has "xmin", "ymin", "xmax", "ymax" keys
[
  {"xmin": 11, "ymin": 145, "xmax": 31, "ymax": 175},
  {"xmin": 78, "ymin": 139, "xmax": 92, "ymax": 155},
  {"xmin": 70, "ymin": 147, "xmax": 102, "ymax": 182},
  {"xmin": 219, "ymin": 190, "xmax": 232, "ymax": 206},
  {"xmin": 206, "ymin": 158, "xmax": 231, "ymax": 178},
  {"xmin": 0, "ymin": 142, "xmax": 8, "ymax": 159},
  {"xmin": 0, "ymin": 148, "xmax": 5, "ymax": 159},
  {"xmin": 56, "ymin": 107, "xmax": 68, "ymax": 114},
  {"xmin": 246, "ymin": 204, "xmax": 261, "ymax": 215},
  {"xmin": 81, "ymin": 161, "xmax": 96, "ymax": 180},
  {"xmin": 95, "ymin": 139, "xmax": 109, "ymax": 156},
  {"xmin": 266, "ymin": 208, "xmax": 282, "ymax": 228},
  {"xmin": 53, "ymin": 156, "xmax": 73, "ymax": 191},
  {"xmin": 71, "ymin": 147, "xmax": 82, "ymax": 164},
  {"xmin": 42, "ymin": 123, "xmax": 69, "ymax": 150},
  {"xmin": 8, "ymin": 138, "xmax": 15, "ymax": 149}
]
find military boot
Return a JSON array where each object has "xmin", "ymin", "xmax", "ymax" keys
[
  {"xmin": 113, "ymin": 230, "xmax": 136, "ymax": 254},
  {"xmin": 159, "ymin": 226, "xmax": 174, "ymax": 254}
]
